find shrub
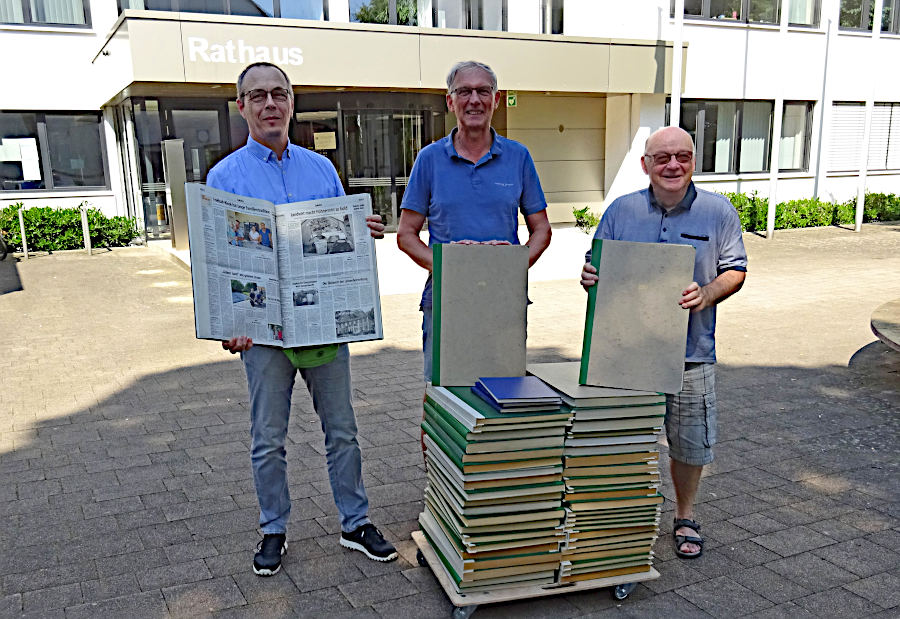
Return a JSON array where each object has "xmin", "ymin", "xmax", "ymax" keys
[
  {"xmin": 723, "ymin": 191, "xmax": 768, "ymax": 232},
  {"xmin": 573, "ymin": 205, "xmax": 600, "ymax": 234},
  {"xmin": 721, "ymin": 191, "xmax": 900, "ymax": 232},
  {"xmin": 0, "ymin": 202, "xmax": 140, "ymax": 252},
  {"xmin": 864, "ymin": 192, "xmax": 900, "ymax": 222}
]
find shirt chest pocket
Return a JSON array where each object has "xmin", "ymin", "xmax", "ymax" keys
[
  {"xmin": 489, "ymin": 180, "xmax": 522, "ymax": 208},
  {"xmin": 680, "ymin": 232, "xmax": 712, "ymax": 263}
]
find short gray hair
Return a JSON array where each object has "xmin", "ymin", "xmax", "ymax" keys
[
  {"xmin": 236, "ymin": 62, "xmax": 292, "ymax": 99},
  {"xmin": 446, "ymin": 61, "xmax": 498, "ymax": 93}
]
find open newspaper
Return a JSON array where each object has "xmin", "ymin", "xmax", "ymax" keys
[{"xmin": 185, "ymin": 183, "xmax": 383, "ymax": 348}]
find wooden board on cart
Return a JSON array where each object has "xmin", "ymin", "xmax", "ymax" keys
[{"xmin": 412, "ymin": 530, "xmax": 660, "ymax": 608}]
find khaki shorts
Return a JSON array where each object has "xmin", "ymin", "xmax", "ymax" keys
[{"xmin": 665, "ymin": 362, "xmax": 717, "ymax": 466}]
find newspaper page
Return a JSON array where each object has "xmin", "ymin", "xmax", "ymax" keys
[
  {"xmin": 274, "ymin": 193, "xmax": 384, "ymax": 348},
  {"xmin": 185, "ymin": 184, "xmax": 284, "ymax": 346}
]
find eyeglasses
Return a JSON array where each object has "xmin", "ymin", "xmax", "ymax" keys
[
  {"xmin": 644, "ymin": 151, "xmax": 693, "ymax": 166},
  {"xmin": 450, "ymin": 87, "xmax": 495, "ymax": 100},
  {"xmin": 241, "ymin": 88, "xmax": 291, "ymax": 104}
]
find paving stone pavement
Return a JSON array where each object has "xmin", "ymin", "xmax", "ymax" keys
[{"xmin": 0, "ymin": 222, "xmax": 898, "ymax": 618}]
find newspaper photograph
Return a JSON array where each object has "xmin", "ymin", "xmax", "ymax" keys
[{"xmin": 185, "ymin": 183, "xmax": 383, "ymax": 348}]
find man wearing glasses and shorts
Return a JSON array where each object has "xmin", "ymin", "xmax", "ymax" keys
[{"xmin": 580, "ymin": 126, "xmax": 747, "ymax": 560}]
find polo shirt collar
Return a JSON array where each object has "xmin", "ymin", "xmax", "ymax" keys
[
  {"xmin": 444, "ymin": 127, "xmax": 503, "ymax": 160},
  {"xmin": 246, "ymin": 135, "xmax": 292, "ymax": 162},
  {"xmin": 648, "ymin": 182, "xmax": 697, "ymax": 213}
]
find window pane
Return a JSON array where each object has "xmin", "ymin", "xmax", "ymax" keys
[
  {"xmin": 121, "ymin": 0, "xmax": 175, "ymax": 9},
  {"xmin": 840, "ymin": 0, "xmax": 870, "ymax": 30},
  {"xmin": 177, "ymin": 0, "xmax": 227, "ymax": 15},
  {"xmin": 477, "ymin": 0, "xmax": 504, "ymax": 30},
  {"xmin": 789, "ymin": 0, "xmax": 818, "ymax": 25},
  {"xmin": 0, "ymin": 0, "xmax": 25, "ymax": 23},
  {"xmin": 228, "ymin": 101, "xmax": 248, "ymax": 151},
  {"xmin": 709, "ymin": 0, "xmax": 742, "ymax": 20},
  {"xmin": 887, "ymin": 104, "xmax": 900, "ymax": 169},
  {"xmin": 739, "ymin": 101, "xmax": 772, "ymax": 173},
  {"xmin": 679, "ymin": 101, "xmax": 701, "ymax": 151},
  {"xmin": 706, "ymin": 102, "xmax": 737, "ymax": 173},
  {"xmin": 434, "ymin": 0, "xmax": 465, "ymax": 28},
  {"xmin": 780, "ymin": 103, "xmax": 810, "ymax": 170},
  {"xmin": 0, "ymin": 112, "xmax": 45, "ymax": 191},
  {"xmin": 883, "ymin": 0, "xmax": 897, "ymax": 33},
  {"xmin": 867, "ymin": 103, "xmax": 892, "ymax": 170},
  {"xmin": 351, "ymin": 0, "xmax": 418, "ymax": 25},
  {"xmin": 747, "ymin": 0, "xmax": 778, "ymax": 23},
  {"xmin": 29, "ymin": 0, "xmax": 86, "ymax": 24},
  {"xmin": 230, "ymin": 0, "xmax": 274, "ymax": 17},
  {"xmin": 280, "ymin": 0, "xmax": 324, "ymax": 19},
  {"xmin": 828, "ymin": 102, "xmax": 865, "ymax": 171},
  {"xmin": 683, "ymin": 0, "xmax": 703, "ymax": 16},
  {"xmin": 45, "ymin": 114, "xmax": 106, "ymax": 188},
  {"xmin": 351, "ymin": 0, "xmax": 387, "ymax": 23}
]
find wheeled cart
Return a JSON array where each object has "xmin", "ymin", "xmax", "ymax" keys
[{"xmin": 412, "ymin": 531, "xmax": 660, "ymax": 619}]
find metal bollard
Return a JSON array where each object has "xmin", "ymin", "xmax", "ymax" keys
[
  {"xmin": 80, "ymin": 203, "xmax": 92, "ymax": 256},
  {"xmin": 18, "ymin": 206, "xmax": 28, "ymax": 260}
]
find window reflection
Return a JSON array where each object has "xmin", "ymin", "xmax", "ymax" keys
[{"xmin": 351, "ymin": 0, "xmax": 417, "ymax": 25}]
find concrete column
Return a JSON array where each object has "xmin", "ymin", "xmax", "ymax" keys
[
  {"xmin": 855, "ymin": 0, "xmax": 884, "ymax": 232},
  {"xmin": 764, "ymin": 0, "xmax": 792, "ymax": 239},
  {"xmin": 670, "ymin": 0, "xmax": 685, "ymax": 127},
  {"xmin": 812, "ymin": 3, "xmax": 837, "ymax": 200}
]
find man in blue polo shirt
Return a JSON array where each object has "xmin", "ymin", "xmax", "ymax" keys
[
  {"xmin": 581, "ymin": 126, "xmax": 747, "ymax": 561},
  {"xmin": 207, "ymin": 62, "xmax": 397, "ymax": 577},
  {"xmin": 397, "ymin": 60, "xmax": 552, "ymax": 381}
]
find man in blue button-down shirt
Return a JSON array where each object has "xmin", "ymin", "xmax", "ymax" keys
[
  {"xmin": 207, "ymin": 62, "xmax": 397, "ymax": 577},
  {"xmin": 581, "ymin": 126, "xmax": 747, "ymax": 561}
]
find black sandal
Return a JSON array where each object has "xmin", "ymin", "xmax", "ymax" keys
[{"xmin": 673, "ymin": 518, "xmax": 704, "ymax": 559}]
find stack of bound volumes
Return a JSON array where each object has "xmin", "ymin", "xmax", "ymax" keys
[
  {"xmin": 527, "ymin": 362, "xmax": 666, "ymax": 583},
  {"xmin": 419, "ymin": 384, "xmax": 571, "ymax": 592},
  {"xmin": 472, "ymin": 376, "xmax": 563, "ymax": 413}
]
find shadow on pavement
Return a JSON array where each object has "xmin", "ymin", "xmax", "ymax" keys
[
  {"xmin": 0, "ymin": 343, "xmax": 897, "ymax": 616},
  {"xmin": 0, "ymin": 258, "xmax": 22, "ymax": 295}
]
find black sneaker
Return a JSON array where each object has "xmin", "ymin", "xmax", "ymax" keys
[
  {"xmin": 340, "ymin": 523, "xmax": 398, "ymax": 562},
  {"xmin": 253, "ymin": 533, "xmax": 287, "ymax": 576}
]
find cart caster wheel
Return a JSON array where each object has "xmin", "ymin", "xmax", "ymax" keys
[
  {"xmin": 451, "ymin": 604, "xmax": 477, "ymax": 619},
  {"xmin": 416, "ymin": 549, "xmax": 427, "ymax": 567},
  {"xmin": 611, "ymin": 582, "xmax": 637, "ymax": 600}
]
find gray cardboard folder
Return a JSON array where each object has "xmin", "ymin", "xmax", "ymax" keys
[
  {"xmin": 580, "ymin": 239, "xmax": 695, "ymax": 394},
  {"xmin": 431, "ymin": 243, "xmax": 529, "ymax": 386}
]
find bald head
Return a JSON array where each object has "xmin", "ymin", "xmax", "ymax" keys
[
  {"xmin": 641, "ymin": 126, "xmax": 696, "ymax": 209},
  {"xmin": 644, "ymin": 126, "xmax": 694, "ymax": 155}
]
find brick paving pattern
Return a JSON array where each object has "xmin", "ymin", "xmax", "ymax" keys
[{"xmin": 0, "ymin": 222, "xmax": 897, "ymax": 618}]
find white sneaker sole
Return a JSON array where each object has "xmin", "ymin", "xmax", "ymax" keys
[
  {"xmin": 339, "ymin": 537, "xmax": 398, "ymax": 562},
  {"xmin": 253, "ymin": 541, "xmax": 288, "ymax": 576}
]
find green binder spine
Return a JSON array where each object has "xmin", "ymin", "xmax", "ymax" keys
[
  {"xmin": 579, "ymin": 238, "xmax": 602, "ymax": 384},
  {"xmin": 432, "ymin": 243, "xmax": 444, "ymax": 385}
]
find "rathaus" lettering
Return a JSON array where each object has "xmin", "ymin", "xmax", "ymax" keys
[{"xmin": 187, "ymin": 37, "xmax": 303, "ymax": 65}]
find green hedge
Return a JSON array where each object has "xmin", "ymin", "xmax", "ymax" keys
[
  {"xmin": 722, "ymin": 192, "xmax": 900, "ymax": 232},
  {"xmin": 0, "ymin": 202, "xmax": 140, "ymax": 253}
]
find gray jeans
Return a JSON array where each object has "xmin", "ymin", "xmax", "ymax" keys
[{"xmin": 241, "ymin": 344, "xmax": 370, "ymax": 533}]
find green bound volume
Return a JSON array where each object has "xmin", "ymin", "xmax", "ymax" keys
[{"xmin": 579, "ymin": 238, "xmax": 603, "ymax": 385}]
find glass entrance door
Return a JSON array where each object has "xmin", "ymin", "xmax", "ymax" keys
[
  {"xmin": 130, "ymin": 97, "xmax": 233, "ymax": 239},
  {"xmin": 165, "ymin": 102, "xmax": 230, "ymax": 183},
  {"xmin": 342, "ymin": 109, "xmax": 424, "ymax": 229}
]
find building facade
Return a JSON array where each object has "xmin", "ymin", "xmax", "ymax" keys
[{"xmin": 1, "ymin": 0, "xmax": 898, "ymax": 238}]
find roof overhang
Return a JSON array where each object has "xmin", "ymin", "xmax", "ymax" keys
[{"xmin": 95, "ymin": 11, "xmax": 687, "ymax": 105}]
